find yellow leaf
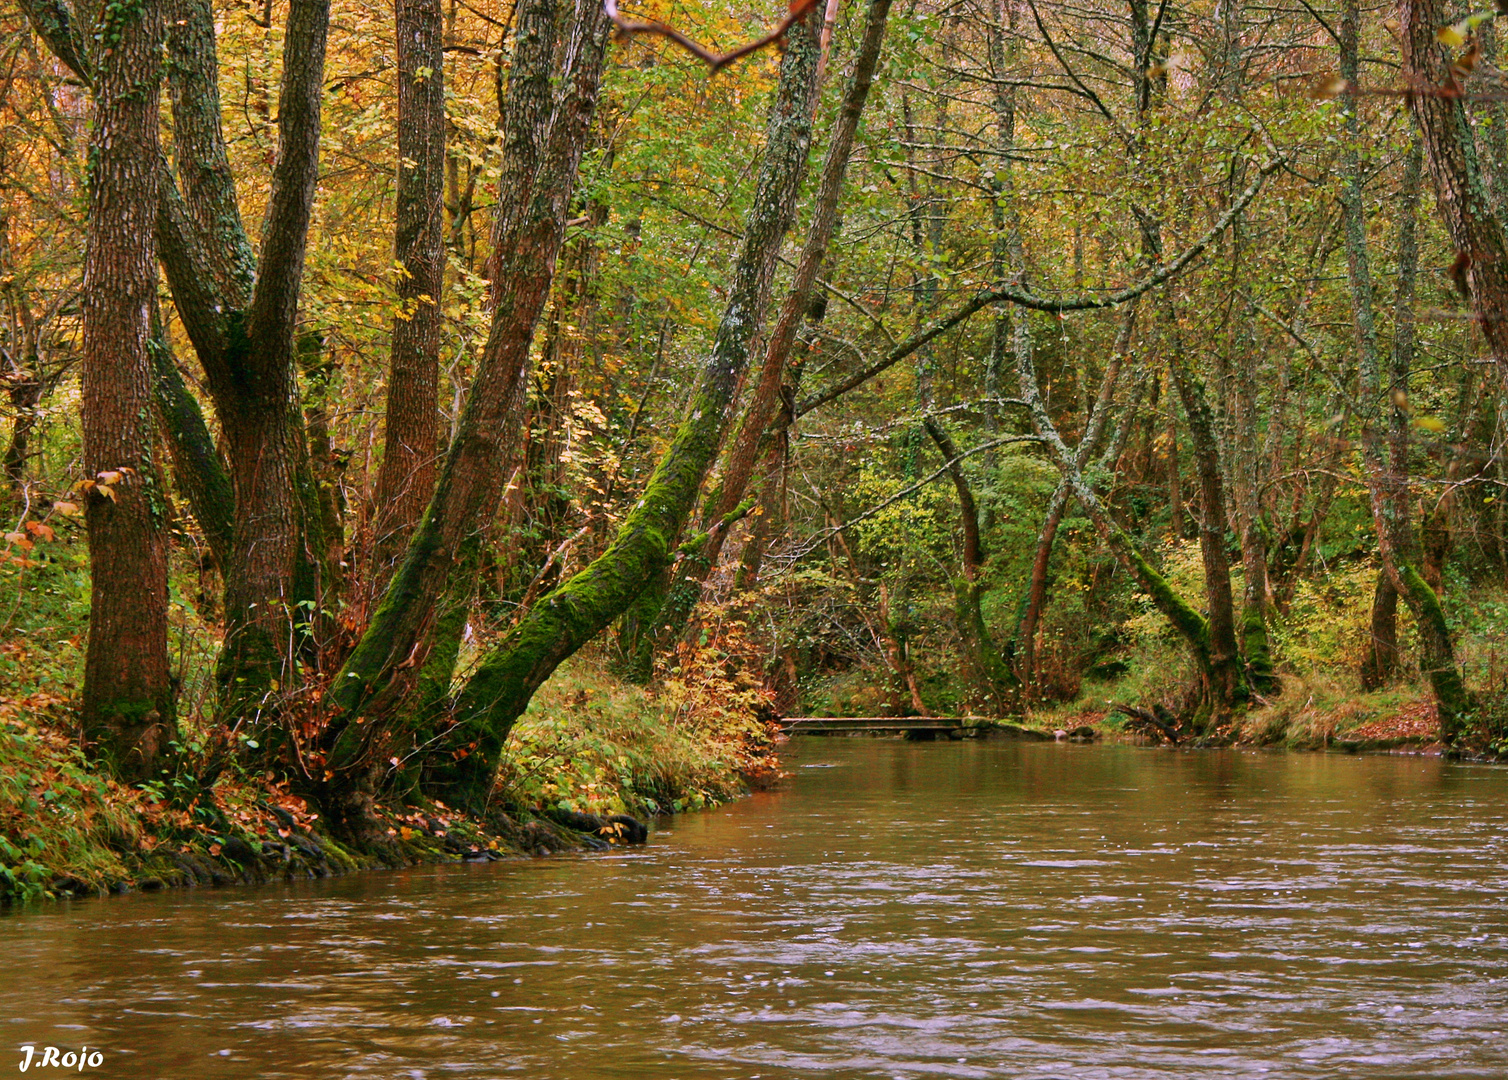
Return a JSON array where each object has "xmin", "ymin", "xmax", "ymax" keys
[
  {"xmin": 53, "ymin": 501, "xmax": 80, "ymax": 515},
  {"xmin": 1438, "ymin": 11, "xmax": 1495, "ymax": 48},
  {"xmin": 1414, "ymin": 415, "xmax": 1447, "ymax": 433},
  {"xmin": 97, "ymin": 470, "xmax": 123, "ymax": 485},
  {"xmin": 97, "ymin": 484, "xmax": 116, "ymax": 502}
]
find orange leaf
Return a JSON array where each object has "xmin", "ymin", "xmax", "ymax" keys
[
  {"xmin": 97, "ymin": 484, "xmax": 116, "ymax": 502},
  {"xmin": 97, "ymin": 470, "xmax": 123, "ymax": 485}
]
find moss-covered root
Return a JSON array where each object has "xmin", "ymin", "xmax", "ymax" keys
[
  {"xmin": 1242, "ymin": 601, "xmax": 1279, "ymax": 694},
  {"xmin": 1400, "ymin": 564, "xmax": 1471, "ymax": 742}
]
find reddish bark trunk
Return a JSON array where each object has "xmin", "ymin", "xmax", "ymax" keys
[{"xmin": 79, "ymin": 0, "xmax": 176, "ymax": 778}]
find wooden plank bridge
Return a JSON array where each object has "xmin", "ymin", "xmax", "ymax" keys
[{"xmin": 777, "ymin": 716, "xmax": 1045, "ymax": 738}]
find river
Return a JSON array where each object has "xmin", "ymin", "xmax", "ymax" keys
[{"xmin": 4, "ymin": 740, "xmax": 1507, "ymax": 1078}]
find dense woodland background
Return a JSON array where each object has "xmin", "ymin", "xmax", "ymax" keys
[{"xmin": 3, "ymin": 0, "xmax": 1508, "ymax": 848}]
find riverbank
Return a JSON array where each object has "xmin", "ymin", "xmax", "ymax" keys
[
  {"xmin": 1030, "ymin": 672, "xmax": 1506, "ymax": 757},
  {"xmin": 0, "ymin": 658, "xmax": 778, "ymax": 906}
]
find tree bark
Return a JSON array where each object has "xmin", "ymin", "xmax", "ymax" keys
[
  {"xmin": 1353, "ymin": 0, "xmax": 1470, "ymax": 737},
  {"xmin": 325, "ymin": 0, "xmax": 612, "ymax": 750},
  {"xmin": 212, "ymin": 0, "xmax": 331, "ymax": 722},
  {"xmin": 643, "ymin": 0, "xmax": 892, "ymax": 660},
  {"xmin": 1402, "ymin": 0, "xmax": 1508, "ymax": 380},
  {"xmin": 430, "ymin": 8, "xmax": 824, "ymax": 808},
  {"xmin": 79, "ymin": 0, "xmax": 176, "ymax": 779},
  {"xmin": 368, "ymin": 0, "xmax": 446, "ymax": 593}
]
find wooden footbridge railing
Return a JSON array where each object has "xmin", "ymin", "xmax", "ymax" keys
[{"xmin": 778, "ymin": 716, "xmax": 1014, "ymax": 736}]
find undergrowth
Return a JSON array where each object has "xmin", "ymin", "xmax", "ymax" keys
[{"xmin": 496, "ymin": 649, "xmax": 777, "ymax": 818}]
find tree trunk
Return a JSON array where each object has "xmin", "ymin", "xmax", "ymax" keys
[
  {"xmin": 22, "ymin": 0, "xmax": 329, "ymax": 730},
  {"xmin": 644, "ymin": 0, "xmax": 892, "ymax": 660},
  {"xmin": 924, "ymin": 417, "xmax": 1015, "ymax": 710},
  {"xmin": 325, "ymin": 0, "xmax": 610, "ymax": 748},
  {"xmin": 148, "ymin": 309, "xmax": 234, "ymax": 572},
  {"xmin": 1355, "ymin": 0, "xmax": 1470, "ymax": 737},
  {"xmin": 368, "ymin": 0, "xmax": 446, "ymax": 594},
  {"xmin": 1166, "ymin": 335, "xmax": 1248, "ymax": 719},
  {"xmin": 430, "ymin": 8, "xmax": 824, "ymax": 809},
  {"xmin": 79, "ymin": 0, "xmax": 176, "ymax": 779},
  {"xmin": 1362, "ymin": 138, "xmax": 1422, "ymax": 688},
  {"xmin": 1402, "ymin": 0, "xmax": 1508, "ymax": 380},
  {"xmin": 1013, "ymin": 305, "xmax": 1136, "ymax": 688}
]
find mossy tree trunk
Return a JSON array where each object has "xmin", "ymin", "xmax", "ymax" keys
[
  {"xmin": 1362, "ymin": 139, "xmax": 1421, "ymax": 689},
  {"xmin": 427, "ymin": 10, "xmax": 825, "ymax": 809},
  {"xmin": 923, "ymin": 417, "xmax": 1016, "ymax": 710},
  {"xmin": 323, "ymin": 0, "xmax": 611, "ymax": 749},
  {"xmin": 642, "ymin": 0, "xmax": 891, "ymax": 663},
  {"xmin": 1403, "ymin": 0, "xmax": 1508, "ymax": 379},
  {"xmin": 148, "ymin": 310, "xmax": 234, "ymax": 575},
  {"xmin": 1165, "ymin": 340, "xmax": 1248, "ymax": 719}
]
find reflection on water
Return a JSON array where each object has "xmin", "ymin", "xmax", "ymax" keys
[{"xmin": 4, "ymin": 742, "xmax": 1508, "ymax": 1079}]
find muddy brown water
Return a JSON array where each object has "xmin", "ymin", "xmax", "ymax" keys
[{"xmin": 3, "ymin": 740, "xmax": 1508, "ymax": 1079}]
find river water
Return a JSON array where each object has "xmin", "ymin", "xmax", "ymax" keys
[{"xmin": 4, "ymin": 740, "xmax": 1508, "ymax": 1079}]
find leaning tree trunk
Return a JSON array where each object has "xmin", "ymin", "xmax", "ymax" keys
[
  {"xmin": 923, "ymin": 417, "xmax": 1016, "ymax": 710},
  {"xmin": 429, "ymin": 9, "xmax": 824, "ymax": 809},
  {"xmin": 79, "ymin": 0, "xmax": 176, "ymax": 779},
  {"xmin": 642, "ymin": 0, "xmax": 892, "ymax": 662}
]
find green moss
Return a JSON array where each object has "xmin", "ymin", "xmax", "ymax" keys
[
  {"xmin": 1242, "ymin": 601, "xmax": 1278, "ymax": 693},
  {"xmin": 1118, "ymin": 530, "xmax": 1209, "ymax": 657},
  {"xmin": 1400, "ymin": 563, "xmax": 1471, "ymax": 740}
]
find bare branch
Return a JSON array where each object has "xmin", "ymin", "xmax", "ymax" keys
[{"xmin": 605, "ymin": 0, "xmax": 821, "ymax": 72}]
